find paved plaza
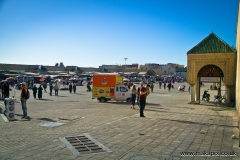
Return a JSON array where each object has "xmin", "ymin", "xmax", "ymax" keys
[{"xmin": 0, "ymin": 82, "xmax": 240, "ymax": 160}]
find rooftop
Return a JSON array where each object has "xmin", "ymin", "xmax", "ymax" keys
[{"xmin": 187, "ymin": 32, "xmax": 236, "ymax": 54}]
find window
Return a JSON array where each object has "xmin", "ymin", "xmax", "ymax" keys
[{"xmin": 120, "ymin": 87, "xmax": 128, "ymax": 92}]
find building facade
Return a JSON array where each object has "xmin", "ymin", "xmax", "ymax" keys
[
  {"xmin": 187, "ymin": 32, "xmax": 236, "ymax": 104},
  {"xmin": 236, "ymin": 2, "xmax": 240, "ymax": 124}
]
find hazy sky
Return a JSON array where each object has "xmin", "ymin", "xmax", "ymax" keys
[{"xmin": 0, "ymin": 0, "xmax": 238, "ymax": 68}]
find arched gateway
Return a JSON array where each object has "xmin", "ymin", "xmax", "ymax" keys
[
  {"xmin": 187, "ymin": 32, "xmax": 237, "ymax": 104},
  {"xmin": 196, "ymin": 64, "xmax": 224, "ymax": 103}
]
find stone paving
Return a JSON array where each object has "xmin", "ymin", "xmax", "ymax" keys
[{"xmin": 0, "ymin": 82, "xmax": 239, "ymax": 160}]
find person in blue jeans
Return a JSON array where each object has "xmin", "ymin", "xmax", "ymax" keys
[
  {"xmin": 130, "ymin": 84, "xmax": 137, "ymax": 109},
  {"xmin": 20, "ymin": 82, "xmax": 28, "ymax": 119}
]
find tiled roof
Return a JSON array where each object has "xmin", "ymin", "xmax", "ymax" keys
[
  {"xmin": 176, "ymin": 68, "xmax": 187, "ymax": 72},
  {"xmin": 34, "ymin": 65, "xmax": 47, "ymax": 71},
  {"xmin": 98, "ymin": 68, "xmax": 108, "ymax": 72},
  {"xmin": 147, "ymin": 69, "xmax": 156, "ymax": 73},
  {"xmin": 187, "ymin": 32, "xmax": 236, "ymax": 54}
]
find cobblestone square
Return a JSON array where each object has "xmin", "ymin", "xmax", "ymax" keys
[{"xmin": 0, "ymin": 82, "xmax": 239, "ymax": 160}]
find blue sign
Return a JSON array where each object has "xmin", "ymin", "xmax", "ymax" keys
[
  {"xmin": 9, "ymin": 113, "xmax": 14, "ymax": 117},
  {"xmin": 9, "ymin": 106, "xmax": 14, "ymax": 111},
  {"xmin": 9, "ymin": 101, "xmax": 14, "ymax": 105}
]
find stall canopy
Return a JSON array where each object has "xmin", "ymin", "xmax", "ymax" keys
[{"xmin": 40, "ymin": 78, "xmax": 45, "ymax": 82}]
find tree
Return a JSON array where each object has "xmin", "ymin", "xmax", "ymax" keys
[
  {"xmin": 60, "ymin": 62, "xmax": 64, "ymax": 67},
  {"xmin": 55, "ymin": 63, "xmax": 59, "ymax": 67}
]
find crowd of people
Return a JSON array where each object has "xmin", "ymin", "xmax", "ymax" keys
[
  {"xmin": 0, "ymin": 74, "xmax": 188, "ymax": 119},
  {"xmin": 0, "ymin": 80, "xmax": 84, "ymax": 119}
]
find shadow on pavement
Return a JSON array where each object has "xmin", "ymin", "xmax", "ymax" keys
[
  {"xmin": 37, "ymin": 118, "xmax": 56, "ymax": 122},
  {"xmin": 54, "ymin": 95, "xmax": 68, "ymax": 97},
  {"xmin": 146, "ymin": 103, "xmax": 161, "ymax": 106},
  {"xmin": 106, "ymin": 102, "xmax": 131, "ymax": 105},
  {"xmin": 14, "ymin": 114, "xmax": 32, "ymax": 121},
  {"xmin": 0, "ymin": 106, "xmax": 3, "ymax": 113},
  {"xmin": 36, "ymin": 98, "xmax": 54, "ymax": 101},
  {"xmin": 73, "ymin": 93, "xmax": 86, "ymax": 95}
]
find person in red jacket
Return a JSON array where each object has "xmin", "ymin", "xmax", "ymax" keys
[{"xmin": 139, "ymin": 83, "xmax": 150, "ymax": 117}]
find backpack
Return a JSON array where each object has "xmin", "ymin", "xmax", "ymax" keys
[{"xmin": 25, "ymin": 89, "xmax": 30, "ymax": 100}]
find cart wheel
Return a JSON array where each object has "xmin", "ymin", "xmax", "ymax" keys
[
  {"xmin": 99, "ymin": 98, "xmax": 106, "ymax": 102},
  {"xmin": 221, "ymin": 98, "xmax": 225, "ymax": 104},
  {"xmin": 126, "ymin": 98, "xmax": 131, "ymax": 103},
  {"xmin": 206, "ymin": 97, "xmax": 210, "ymax": 102}
]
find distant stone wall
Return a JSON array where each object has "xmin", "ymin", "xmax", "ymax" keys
[
  {"xmin": 0, "ymin": 64, "xmax": 75, "ymax": 72},
  {"xmin": 44, "ymin": 66, "xmax": 65, "ymax": 71},
  {"xmin": 0, "ymin": 64, "xmax": 38, "ymax": 71}
]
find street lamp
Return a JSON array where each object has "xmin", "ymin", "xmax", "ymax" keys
[{"xmin": 124, "ymin": 58, "xmax": 128, "ymax": 73}]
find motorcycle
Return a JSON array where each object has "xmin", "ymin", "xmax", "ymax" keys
[
  {"xmin": 202, "ymin": 90, "xmax": 210, "ymax": 102},
  {"xmin": 178, "ymin": 85, "xmax": 185, "ymax": 91}
]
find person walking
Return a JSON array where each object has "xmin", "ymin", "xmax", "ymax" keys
[
  {"xmin": 150, "ymin": 83, "xmax": 154, "ymax": 93},
  {"xmin": 139, "ymin": 83, "xmax": 149, "ymax": 117},
  {"xmin": 1, "ymin": 82, "xmax": 4, "ymax": 99},
  {"xmin": 20, "ymin": 82, "xmax": 28, "ymax": 119},
  {"xmin": 164, "ymin": 81, "xmax": 166, "ymax": 90},
  {"xmin": 87, "ymin": 81, "xmax": 91, "ymax": 92},
  {"xmin": 159, "ymin": 81, "xmax": 162, "ymax": 89},
  {"xmin": 3, "ymin": 82, "xmax": 9, "ymax": 112},
  {"xmin": 32, "ymin": 85, "xmax": 37, "ymax": 99},
  {"xmin": 167, "ymin": 82, "xmax": 172, "ymax": 91},
  {"xmin": 217, "ymin": 83, "xmax": 221, "ymax": 96},
  {"xmin": 130, "ymin": 84, "xmax": 137, "ymax": 109},
  {"xmin": 43, "ymin": 83, "xmax": 47, "ymax": 93},
  {"xmin": 38, "ymin": 85, "xmax": 43, "ymax": 99},
  {"xmin": 69, "ymin": 83, "xmax": 73, "ymax": 93},
  {"xmin": 54, "ymin": 83, "xmax": 59, "ymax": 96},
  {"xmin": 49, "ymin": 83, "xmax": 53, "ymax": 96},
  {"xmin": 136, "ymin": 82, "xmax": 143, "ymax": 109},
  {"xmin": 73, "ymin": 83, "xmax": 76, "ymax": 94}
]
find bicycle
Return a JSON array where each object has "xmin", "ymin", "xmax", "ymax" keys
[{"xmin": 214, "ymin": 95, "xmax": 225, "ymax": 104}]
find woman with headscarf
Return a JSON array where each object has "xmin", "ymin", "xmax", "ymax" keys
[
  {"xmin": 69, "ymin": 83, "xmax": 73, "ymax": 93},
  {"xmin": 38, "ymin": 85, "xmax": 43, "ymax": 99},
  {"xmin": 73, "ymin": 83, "xmax": 76, "ymax": 93},
  {"xmin": 32, "ymin": 85, "xmax": 37, "ymax": 99}
]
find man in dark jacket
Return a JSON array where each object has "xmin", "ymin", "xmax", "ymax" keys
[
  {"xmin": 49, "ymin": 83, "xmax": 53, "ymax": 96},
  {"xmin": 20, "ymin": 82, "xmax": 28, "ymax": 119},
  {"xmin": 2, "ymin": 82, "xmax": 10, "ymax": 116}
]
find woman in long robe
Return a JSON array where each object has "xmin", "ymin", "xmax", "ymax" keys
[
  {"xmin": 38, "ymin": 85, "xmax": 43, "ymax": 99},
  {"xmin": 32, "ymin": 85, "xmax": 37, "ymax": 99}
]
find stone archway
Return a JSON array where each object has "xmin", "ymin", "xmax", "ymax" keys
[
  {"xmin": 197, "ymin": 64, "xmax": 224, "ymax": 104},
  {"xmin": 187, "ymin": 32, "xmax": 237, "ymax": 104}
]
